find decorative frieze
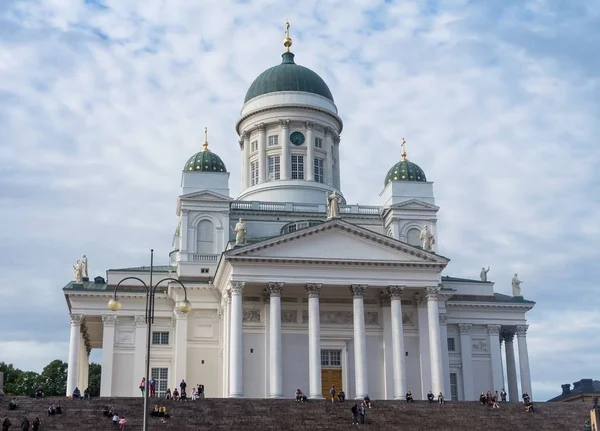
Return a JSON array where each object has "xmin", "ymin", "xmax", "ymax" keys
[
  {"xmin": 267, "ymin": 282, "xmax": 284, "ymax": 297},
  {"xmin": 281, "ymin": 310, "xmax": 297, "ymax": 323},
  {"xmin": 402, "ymin": 312, "xmax": 414, "ymax": 325},
  {"xmin": 350, "ymin": 284, "xmax": 367, "ymax": 297},
  {"xmin": 305, "ymin": 283, "xmax": 322, "ymax": 298},
  {"xmin": 102, "ymin": 315, "xmax": 118, "ymax": 327},
  {"xmin": 243, "ymin": 309, "xmax": 261, "ymax": 323},
  {"xmin": 365, "ymin": 312, "xmax": 378, "ymax": 325},
  {"xmin": 472, "ymin": 339, "xmax": 489, "ymax": 352},
  {"xmin": 133, "ymin": 315, "xmax": 146, "ymax": 326},
  {"xmin": 301, "ymin": 310, "xmax": 379, "ymax": 325}
]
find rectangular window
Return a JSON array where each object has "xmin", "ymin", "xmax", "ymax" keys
[
  {"xmin": 291, "ymin": 155, "xmax": 304, "ymax": 180},
  {"xmin": 200, "ymin": 268, "xmax": 209, "ymax": 274},
  {"xmin": 152, "ymin": 331, "xmax": 169, "ymax": 345},
  {"xmin": 321, "ymin": 349, "xmax": 342, "ymax": 367},
  {"xmin": 251, "ymin": 140, "xmax": 258, "ymax": 152},
  {"xmin": 447, "ymin": 337, "xmax": 455, "ymax": 352},
  {"xmin": 268, "ymin": 155, "xmax": 280, "ymax": 181},
  {"xmin": 251, "ymin": 161, "xmax": 259, "ymax": 186},
  {"xmin": 268, "ymin": 135, "xmax": 278, "ymax": 147},
  {"xmin": 314, "ymin": 137, "xmax": 323, "ymax": 148},
  {"xmin": 450, "ymin": 373, "xmax": 459, "ymax": 401},
  {"xmin": 314, "ymin": 157, "xmax": 324, "ymax": 183},
  {"xmin": 151, "ymin": 368, "xmax": 169, "ymax": 398}
]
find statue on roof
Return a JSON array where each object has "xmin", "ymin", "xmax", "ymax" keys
[
  {"xmin": 81, "ymin": 255, "xmax": 88, "ymax": 279},
  {"xmin": 419, "ymin": 225, "xmax": 435, "ymax": 252},
  {"xmin": 480, "ymin": 266, "xmax": 490, "ymax": 282},
  {"xmin": 326, "ymin": 191, "xmax": 341, "ymax": 220},
  {"xmin": 73, "ymin": 259, "xmax": 83, "ymax": 283},
  {"xmin": 512, "ymin": 273, "xmax": 522, "ymax": 297},
  {"xmin": 233, "ymin": 218, "xmax": 247, "ymax": 245}
]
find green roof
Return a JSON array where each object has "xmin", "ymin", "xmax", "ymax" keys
[
  {"xmin": 244, "ymin": 52, "xmax": 334, "ymax": 103},
  {"xmin": 442, "ymin": 276, "xmax": 489, "ymax": 284},
  {"xmin": 384, "ymin": 159, "xmax": 427, "ymax": 186},
  {"xmin": 185, "ymin": 143, "xmax": 227, "ymax": 173},
  {"xmin": 108, "ymin": 265, "xmax": 175, "ymax": 272}
]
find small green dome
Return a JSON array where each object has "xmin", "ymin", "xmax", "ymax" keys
[
  {"xmin": 384, "ymin": 159, "xmax": 427, "ymax": 185},
  {"xmin": 184, "ymin": 142, "xmax": 227, "ymax": 173},
  {"xmin": 244, "ymin": 52, "xmax": 334, "ymax": 103}
]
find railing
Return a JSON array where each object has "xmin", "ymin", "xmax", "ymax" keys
[
  {"xmin": 230, "ymin": 201, "xmax": 380, "ymax": 216},
  {"xmin": 191, "ymin": 254, "xmax": 219, "ymax": 262}
]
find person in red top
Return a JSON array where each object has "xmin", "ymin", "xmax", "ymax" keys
[
  {"xmin": 139, "ymin": 378, "xmax": 146, "ymax": 396},
  {"xmin": 149, "ymin": 378, "xmax": 156, "ymax": 397}
]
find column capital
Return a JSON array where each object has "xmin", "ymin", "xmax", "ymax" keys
[
  {"xmin": 279, "ymin": 119, "xmax": 290, "ymax": 128},
  {"xmin": 324, "ymin": 126, "xmax": 333, "ymax": 136},
  {"xmin": 425, "ymin": 286, "xmax": 440, "ymax": 300},
  {"xmin": 305, "ymin": 283, "xmax": 322, "ymax": 298},
  {"xmin": 306, "ymin": 120, "xmax": 315, "ymax": 130},
  {"xmin": 256, "ymin": 122, "xmax": 266, "ymax": 132},
  {"xmin": 267, "ymin": 282, "xmax": 284, "ymax": 297},
  {"xmin": 487, "ymin": 324, "xmax": 502, "ymax": 335},
  {"xmin": 500, "ymin": 328, "xmax": 515, "ymax": 342},
  {"xmin": 238, "ymin": 139, "xmax": 244, "ymax": 150},
  {"xmin": 516, "ymin": 324, "xmax": 529, "ymax": 336},
  {"xmin": 387, "ymin": 285, "xmax": 405, "ymax": 299},
  {"xmin": 229, "ymin": 281, "xmax": 245, "ymax": 295},
  {"xmin": 102, "ymin": 314, "xmax": 118, "ymax": 327},
  {"xmin": 350, "ymin": 284, "xmax": 367, "ymax": 297},
  {"xmin": 133, "ymin": 315, "xmax": 146, "ymax": 326},
  {"xmin": 378, "ymin": 291, "xmax": 391, "ymax": 307},
  {"xmin": 458, "ymin": 323, "xmax": 472, "ymax": 335},
  {"xmin": 69, "ymin": 314, "xmax": 83, "ymax": 326},
  {"xmin": 438, "ymin": 313, "xmax": 447, "ymax": 326},
  {"xmin": 240, "ymin": 130, "xmax": 248, "ymax": 140},
  {"xmin": 333, "ymin": 135, "xmax": 341, "ymax": 145}
]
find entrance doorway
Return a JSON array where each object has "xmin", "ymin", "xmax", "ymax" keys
[{"xmin": 321, "ymin": 349, "xmax": 343, "ymax": 399}]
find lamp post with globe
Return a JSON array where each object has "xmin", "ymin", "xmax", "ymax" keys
[{"xmin": 107, "ymin": 249, "xmax": 191, "ymax": 431}]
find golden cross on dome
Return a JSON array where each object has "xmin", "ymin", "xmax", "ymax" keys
[
  {"xmin": 401, "ymin": 138, "xmax": 407, "ymax": 161},
  {"xmin": 203, "ymin": 127, "xmax": 209, "ymax": 151},
  {"xmin": 283, "ymin": 21, "xmax": 293, "ymax": 52}
]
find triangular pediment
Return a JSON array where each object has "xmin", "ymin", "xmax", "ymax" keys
[
  {"xmin": 226, "ymin": 219, "xmax": 449, "ymax": 266},
  {"xmin": 179, "ymin": 190, "xmax": 233, "ymax": 202},
  {"xmin": 390, "ymin": 199, "xmax": 439, "ymax": 211}
]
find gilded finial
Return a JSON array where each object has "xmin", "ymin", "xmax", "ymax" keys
[
  {"xmin": 401, "ymin": 138, "xmax": 407, "ymax": 161},
  {"xmin": 283, "ymin": 21, "xmax": 292, "ymax": 52},
  {"xmin": 203, "ymin": 127, "xmax": 209, "ymax": 151}
]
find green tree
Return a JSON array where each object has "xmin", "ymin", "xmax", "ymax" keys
[
  {"xmin": 0, "ymin": 362, "xmax": 24, "ymax": 395},
  {"xmin": 88, "ymin": 363, "xmax": 101, "ymax": 396},
  {"xmin": 11, "ymin": 371, "xmax": 42, "ymax": 396},
  {"xmin": 39, "ymin": 360, "xmax": 68, "ymax": 396}
]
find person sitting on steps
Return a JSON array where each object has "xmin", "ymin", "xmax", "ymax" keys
[
  {"xmin": 329, "ymin": 385, "xmax": 336, "ymax": 403},
  {"xmin": 438, "ymin": 392, "xmax": 445, "ymax": 404},
  {"xmin": 427, "ymin": 391, "xmax": 434, "ymax": 403},
  {"xmin": 47, "ymin": 405, "xmax": 56, "ymax": 416},
  {"xmin": 363, "ymin": 395, "xmax": 372, "ymax": 408},
  {"xmin": 337, "ymin": 391, "xmax": 346, "ymax": 402},
  {"xmin": 8, "ymin": 398, "xmax": 17, "ymax": 410},
  {"xmin": 406, "ymin": 391, "xmax": 414, "ymax": 403}
]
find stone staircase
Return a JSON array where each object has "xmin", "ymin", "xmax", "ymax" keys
[{"xmin": 0, "ymin": 396, "xmax": 591, "ymax": 430}]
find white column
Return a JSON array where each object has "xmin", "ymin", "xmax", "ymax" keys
[
  {"xmin": 222, "ymin": 291, "xmax": 231, "ymax": 397},
  {"xmin": 257, "ymin": 123, "xmax": 267, "ymax": 184},
  {"xmin": 132, "ymin": 315, "xmax": 147, "ymax": 395},
  {"xmin": 100, "ymin": 315, "xmax": 117, "ymax": 396},
  {"xmin": 426, "ymin": 287, "xmax": 444, "ymax": 395},
  {"xmin": 380, "ymin": 293, "xmax": 393, "ymax": 400},
  {"xmin": 268, "ymin": 282, "xmax": 284, "ymax": 398},
  {"xmin": 439, "ymin": 313, "xmax": 451, "ymax": 397},
  {"xmin": 243, "ymin": 132, "xmax": 250, "ymax": 188},
  {"xmin": 83, "ymin": 349, "xmax": 90, "ymax": 390},
  {"xmin": 351, "ymin": 284, "xmax": 368, "ymax": 399},
  {"xmin": 78, "ymin": 332, "xmax": 85, "ymax": 391},
  {"xmin": 333, "ymin": 136, "xmax": 341, "ymax": 189},
  {"xmin": 416, "ymin": 294, "xmax": 431, "ymax": 399},
  {"xmin": 516, "ymin": 325, "xmax": 532, "ymax": 398},
  {"xmin": 306, "ymin": 283, "xmax": 322, "ymax": 399},
  {"xmin": 239, "ymin": 136, "xmax": 245, "ymax": 190},
  {"xmin": 389, "ymin": 286, "xmax": 407, "ymax": 400},
  {"xmin": 66, "ymin": 314, "xmax": 83, "ymax": 396},
  {"xmin": 173, "ymin": 308, "xmax": 189, "ymax": 389},
  {"xmin": 487, "ymin": 324, "xmax": 503, "ymax": 393},
  {"xmin": 306, "ymin": 121, "xmax": 315, "ymax": 181},
  {"xmin": 504, "ymin": 332, "xmax": 519, "ymax": 401},
  {"xmin": 180, "ymin": 210, "xmax": 189, "ymax": 254},
  {"xmin": 324, "ymin": 127, "xmax": 334, "ymax": 186},
  {"xmin": 458, "ymin": 323, "xmax": 474, "ymax": 400},
  {"xmin": 229, "ymin": 281, "xmax": 245, "ymax": 397},
  {"xmin": 280, "ymin": 120, "xmax": 290, "ymax": 180}
]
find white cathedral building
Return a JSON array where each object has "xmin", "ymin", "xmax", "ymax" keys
[{"xmin": 62, "ymin": 29, "xmax": 535, "ymax": 402}]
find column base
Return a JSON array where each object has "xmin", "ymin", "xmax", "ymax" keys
[
  {"xmin": 393, "ymin": 396, "xmax": 407, "ymax": 401},
  {"xmin": 269, "ymin": 394, "xmax": 283, "ymax": 399},
  {"xmin": 308, "ymin": 395, "xmax": 323, "ymax": 400},
  {"xmin": 229, "ymin": 393, "xmax": 243, "ymax": 398}
]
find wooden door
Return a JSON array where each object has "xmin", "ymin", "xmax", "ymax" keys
[{"xmin": 321, "ymin": 369, "xmax": 343, "ymax": 399}]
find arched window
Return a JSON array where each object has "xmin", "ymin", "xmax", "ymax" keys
[
  {"xmin": 406, "ymin": 228, "xmax": 421, "ymax": 247},
  {"xmin": 196, "ymin": 220, "xmax": 215, "ymax": 254}
]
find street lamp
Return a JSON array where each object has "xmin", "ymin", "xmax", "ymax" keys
[{"xmin": 107, "ymin": 249, "xmax": 191, "ymax": 431}]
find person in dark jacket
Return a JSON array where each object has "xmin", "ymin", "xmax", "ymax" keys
[
  {"xmin": 350, "ymin": 404, "xmax": 359, "ymax": 425},
  {"xmin": 2, "ymin": 415, "xmax": 11, "ymax": 431},
  {"xmin": 20, "ymin": 417, "xmax": 29, "ymax": 431}
]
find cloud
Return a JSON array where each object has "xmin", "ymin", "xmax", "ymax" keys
[{"xmin": 0, "ymin": 0, "xmax": 598, "ymax": 400}]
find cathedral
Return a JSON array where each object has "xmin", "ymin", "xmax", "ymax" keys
[{"xmin": 62, "ymin": 25, "xmax": 535, "ymax": 402}]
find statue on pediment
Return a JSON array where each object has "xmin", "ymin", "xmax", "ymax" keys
[
  {"xmin": 73, "ymin": 259, "xmax": 83, "ymax": 283},
  {"xmin": 326, "ymin": 191, "xmax": 341, "ymax": 219},
  {"xmin": 419, "ymin": 225, "xmax": 435, "ymax": 252},
  {"xmin": 512, "ymin": 273, "xmax": 522, "ymax": 297},
  {"xmin": 233, "ymin": 218, "xmax": 247, "ymax": 245},
  {"xmin": 81, "ymin": 255, "xmax": 88, "ymax": 279},
  {"xmin": 480, "ymin": 266, "xmax": 490, "ymax": 282}
]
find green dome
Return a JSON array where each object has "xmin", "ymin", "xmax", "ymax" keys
[
  {"xmin": 384, "ymin": 159, "xmax": 427, "ymax": 185},
  {"xmin": 244, "ymin": 52, "xmax": 334, "ymax": 103},
  {"xmin": 184, "ymin": 143, "xmax": 227, "ymax": 173}
]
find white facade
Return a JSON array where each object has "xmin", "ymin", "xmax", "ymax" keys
[{"xmin": 63, "ymin": 44, "xmax": 535, "ymax": 402}]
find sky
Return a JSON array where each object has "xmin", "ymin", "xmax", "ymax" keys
[{"xmin": 0, "ymin": 0, "xmax": 599, "ymax": 401}]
